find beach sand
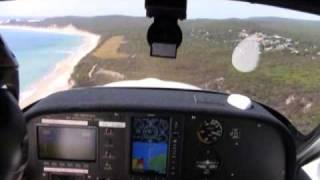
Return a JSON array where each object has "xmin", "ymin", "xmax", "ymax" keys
[{"xmin": 0, "ymin": 25, "xmax": 101, "ymax": 108}]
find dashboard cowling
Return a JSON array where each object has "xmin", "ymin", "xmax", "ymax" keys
[
  {"xmin": 104, "ymin": 78, "xmax": 201, "ymax": 90},
  {"xmin": 24, "ymin": 87, "xmax": 296, "ymax": 180}
]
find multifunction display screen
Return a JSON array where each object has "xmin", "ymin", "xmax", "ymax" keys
[
  {"xmin": 37, "ymin": 126, "xmax": 97, "ymax": 161},
  {"xmin": 131, "ymin": 117, "xmax": 170, "ymax": 175}
]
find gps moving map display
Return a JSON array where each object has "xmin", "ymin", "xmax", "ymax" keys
[
  {"xmin": 131, "ymin": 117, "xmax": 170, "ymax": 175},
  {"xmin": 37, "ymin": 126, "xmax": 97, "ymax": 161}
]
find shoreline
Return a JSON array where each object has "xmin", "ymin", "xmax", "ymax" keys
[
  {"xmin": 0, "ymin": 24, "xmax": 95, "ymax": 37},
  {"xmin": 0, "ymin": 25, "xmax": 101, "ymax": 108}
]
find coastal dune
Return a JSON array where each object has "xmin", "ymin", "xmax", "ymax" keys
[{"xmin": 0, "ymin": 25, "xmax": 101, "ymax": 108}]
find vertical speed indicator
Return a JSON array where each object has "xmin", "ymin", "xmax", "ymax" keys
[{"xmin": 197, "ymin": 119, "xmax": 223, "ymax": 144}]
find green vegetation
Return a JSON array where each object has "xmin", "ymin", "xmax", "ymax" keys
[{"xmin": 19, "ymin": 16, "xmax": 320, "ymax": 134}]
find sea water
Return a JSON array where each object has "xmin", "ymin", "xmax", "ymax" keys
[{"xmin": 0, "ymin": 28, "xmax": 84, "ymax": 91}]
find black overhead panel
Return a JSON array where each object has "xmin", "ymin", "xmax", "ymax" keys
[{"xmin": 234, "ymin": 0, "xmax": 320, "ymax": 16}]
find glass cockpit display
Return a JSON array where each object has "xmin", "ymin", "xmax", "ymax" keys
[
  {"xmin": 37, "ymin": 126, "xmax": 97, "ymax": 161},
  {"xmin": 131, "ymin": 117, "xmax": 170, "ymax": 175}
]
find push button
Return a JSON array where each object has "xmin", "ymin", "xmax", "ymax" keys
[{"xmin": 105, "ymin": 128, "xmax": 113, "ymax": 136}]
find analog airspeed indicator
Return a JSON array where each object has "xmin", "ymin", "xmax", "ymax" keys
[{"xmin": 197, "ymin": 119, "xmax": 223, "ymax": 144}]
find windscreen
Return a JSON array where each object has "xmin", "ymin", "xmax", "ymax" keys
[{"xmin": 0, "ymin": 0, "xmax": 319, "ymax": 134}]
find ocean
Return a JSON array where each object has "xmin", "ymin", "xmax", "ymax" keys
[{"xmin": 0, "ymin": 28, "xmax": 85, "ymax": 91}]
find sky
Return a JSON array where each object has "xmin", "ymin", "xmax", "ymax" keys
[{"xmin": 0, "ymin": 0, "xmax": 320, "ymax": 20}]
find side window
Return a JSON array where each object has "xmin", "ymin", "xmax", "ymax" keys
[{"xmin": 303, "ymin": 158, "xmax": 320, "ymax": 180}]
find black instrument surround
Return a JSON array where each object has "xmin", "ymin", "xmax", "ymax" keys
[{"xmin": 24, "ymin": 87, "xmax": 296, "ymax": 180}]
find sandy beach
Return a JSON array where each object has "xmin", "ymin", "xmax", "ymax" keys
[{"xmin": 0, "ymin": 25, "xmax": 101, "ymax": 108}]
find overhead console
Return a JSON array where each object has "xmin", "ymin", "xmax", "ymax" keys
[{"xmin": 25, "ymin": 88, "xmax": 296, "ymax": 180}]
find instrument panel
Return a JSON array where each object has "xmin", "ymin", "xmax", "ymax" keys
[
  {"xmin": 24, "ymin": 88, "xmax": 296, "ymax": 180},
  {"xmin": 27, "ymin": 112, "xmax": 289, "ymax": 180}
]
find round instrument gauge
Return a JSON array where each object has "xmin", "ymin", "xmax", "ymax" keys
[
  {"xmin": 197, "ymin": 119, "xmax": 223, "ymax": 144},
  {"xmin": 143, "ymin": 125, "xmax": 159, "ymax": 139}
]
